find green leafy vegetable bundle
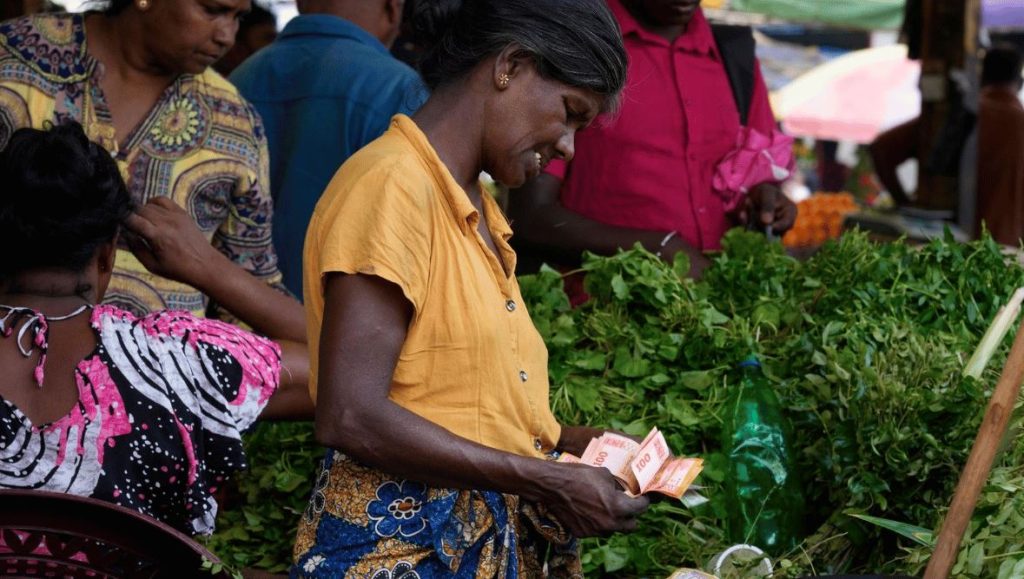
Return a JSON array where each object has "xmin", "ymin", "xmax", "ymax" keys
[
  {"xmin": 210, "ymin": 230, "xmax": 1024, "ymax": 577},
  {"xmin": 205, "ymin": 422, "xmax": 322, "ymax": 573},
  {"xmin": 522, "ymin": 230, "xmax": 1024, "ymax": 577}
]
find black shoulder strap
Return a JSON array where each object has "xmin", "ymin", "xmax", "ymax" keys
[{"xmin": 710, "ymin": 23, "xmax": 757, "ymax": 127}]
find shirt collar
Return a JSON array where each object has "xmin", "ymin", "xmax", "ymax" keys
[
  {"xmin": 609, "ymin": 0, "xmax": 718, "ymax": 57},
  {"xmin": 278, "ymin": 14, "xmax": 389, "ymax": 55},
  {"xmin": 390, "ymin": 115, "xmax": 479, "ymax": 237},
  {"xmin": 482, "ymin": 191, "xmax": 514, "ymax": 243}
]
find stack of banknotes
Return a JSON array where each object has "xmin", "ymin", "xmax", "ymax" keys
[{"xmin": 558, "ymin": 427, "xmax": 703, "ymax": 499}]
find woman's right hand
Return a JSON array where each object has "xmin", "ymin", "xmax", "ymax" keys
[
  {"xmin": 123, "ymin": 197, "xmax": 222, "ymax": 289},
  {"xmin": 124, "ymin": 197, "xmax": 307, "ymax": 343},
  {"xmin": 543, "ymin": 463, "xmax": 650, "ymax": 538}
]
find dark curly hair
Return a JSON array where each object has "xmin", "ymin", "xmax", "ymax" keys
[
  {"xmin": 0, "ymin": 122, "xmax": 133, "ymax": 280},
  {"xmin": 408, "ymin": 0, "xmax": 628, "ymax": 113}
]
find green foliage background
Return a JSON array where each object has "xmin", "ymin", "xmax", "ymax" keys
[{"xmin": 210, "ymin": 230, "xmax": 1024, "ymax": 577}]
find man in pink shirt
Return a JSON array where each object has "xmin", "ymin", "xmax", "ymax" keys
[{"xmin": 509, "ymin": 0, "xmax": 796, "ymax": 278}]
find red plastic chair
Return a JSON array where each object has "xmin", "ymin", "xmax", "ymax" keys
[{"xmin": 0, "ymin": 489, "xmax": 231, "ymax": 578}]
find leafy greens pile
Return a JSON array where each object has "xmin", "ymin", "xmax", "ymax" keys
[
  {"xmin": 205, "ymin": 422, "xmax": 322, "ymax": 573},
  {"xmin": 524, "ymin": 229, "xmax": 1024, "ymax": 577},
  {"xmin": 210, "ymin": 230, "xmax": 1024, "ymax": 577}
]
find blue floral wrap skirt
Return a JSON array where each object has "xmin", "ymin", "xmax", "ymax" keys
[{"xmin": 291, "ymin": 451, "xmax": 582, "ymax": 578}]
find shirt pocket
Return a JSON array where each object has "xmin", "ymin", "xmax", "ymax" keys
[{"xmin": 683, "ymin": 61, "xmax": 742, "ymax": 162}]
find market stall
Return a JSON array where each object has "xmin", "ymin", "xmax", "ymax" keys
[
  {"xmin": 31, "ymin": 1, "xmax": 1005, "ymax": 576},
  {"xmin": 208, "ymin": 230, "xmax": 1024, "ymax": 578}
]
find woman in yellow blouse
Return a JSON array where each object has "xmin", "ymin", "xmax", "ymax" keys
[
  {"xmin": 294, "ymin": 0, "xmax": 648, "ymax": 576},
  {"xmin": 0, "ymin": 0, "xmax": 305, "ymax": 349}
]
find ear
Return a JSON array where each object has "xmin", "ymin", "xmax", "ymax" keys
[
  {"xmin": 94, "ymin": 237, "xmax": 118, "ymax": 302},
  {"xmin": 378, "ymin": 0, "xmax": 404, "ymax": 48},
  {"xmin": 385, "ymin": 0, "xmax": 403, "ymax": 26},
  {"xmin": 493, "ymin": 44, "xmax": 533, "ymax": 90}
]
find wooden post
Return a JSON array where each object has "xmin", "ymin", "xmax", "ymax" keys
[
  {"xmin": 914, "ymin": 0, "xmax": 967, "ymax": 212},
  {"xmin": 923, "ymin": 316, "xmax": 1024, "ymax": 578}
]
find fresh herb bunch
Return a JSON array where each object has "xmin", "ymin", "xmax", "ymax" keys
[
  {"xmin": 521, "ymin": 230, "xmax": 1024, "ymax": 577},
  {"xmin": 211, "ymin": 229, "xmax": 1024, "ymax": 577}
]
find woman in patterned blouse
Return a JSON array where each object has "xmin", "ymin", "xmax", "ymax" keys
[
  {"xmin": 0, "ymin": 0, "xmax": 307, "ymax": 366},
  {"xmin": 0, "ymin": 121, "xmax": 303, "ymax": 535}
]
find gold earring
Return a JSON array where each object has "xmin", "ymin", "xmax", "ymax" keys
[
  {"xmin": 498, "ymin": 73, "xmax": 510, "ymax": 89},
  {"xmin": 137, "ymin": 0, "xmax": 150, "ymax": 10}
]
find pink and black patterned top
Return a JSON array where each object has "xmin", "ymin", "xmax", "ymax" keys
[{"xmin": 0, "ymin": 305, "xmax": 280, "ymax": 536}]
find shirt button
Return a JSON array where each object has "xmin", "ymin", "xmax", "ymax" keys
[
  {"xmin": 534, "ymin": 438, "xmax": 543, "ymax": 451},
  {"xmin": 506, "ymin": 299, "xmax": 517, "ymax": 312},
  {"xmin": 519, "ymin": 370, "xmax": 528, "ymax": 383}
]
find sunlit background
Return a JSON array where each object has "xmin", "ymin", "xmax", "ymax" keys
[{"xmin": 51, "ymin": 0, "xmax": 298, "ymax": 28}]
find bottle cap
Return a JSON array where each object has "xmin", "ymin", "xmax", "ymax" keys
[{"xmin": 739, "ymin": 355, "xmax": 761, "ymax": 368}]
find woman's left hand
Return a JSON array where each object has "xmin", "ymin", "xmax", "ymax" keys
[
  {"xmin": 123, "ymin": 197, "xmax": 223, "ymax": 288},
  {"xmin": 737, "ymin": 183, "xmax": 797, "ymax": 234}
]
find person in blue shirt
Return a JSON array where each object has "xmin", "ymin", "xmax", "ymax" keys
[{"xmin": 230, "ymin": 0, "xmax": 427, "ymax": 296}]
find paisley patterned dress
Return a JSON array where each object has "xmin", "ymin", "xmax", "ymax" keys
[{"xmin": 0, "ymin": 13, "xmax": 286, "ymax": 320}]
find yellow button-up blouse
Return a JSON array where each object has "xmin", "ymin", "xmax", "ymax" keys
[{"xmin": 304, "ymin": 115, "xmax": 561, "ymax": 458}]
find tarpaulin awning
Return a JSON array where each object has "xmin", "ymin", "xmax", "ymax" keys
[
  {"xmin": 730, "ymin": 0, "xmax": 906, "ymax": 30},
  {"xmin": 727, "ymin": 0, "xmax": 1023, "ymax": 30}
]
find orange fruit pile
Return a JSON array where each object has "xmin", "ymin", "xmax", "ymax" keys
[{"xmin": 782, "ymin": 192, "xmax": 859, "ymax": 248}]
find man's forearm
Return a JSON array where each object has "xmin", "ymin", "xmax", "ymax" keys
[{"xmin": 513, "ymin": 201, "xmax": 692, "ymax": 263}]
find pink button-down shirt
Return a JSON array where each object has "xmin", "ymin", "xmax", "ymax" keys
[{"xmin": 546, "ymin": 1, "xmax": 780, "ymax": 251}]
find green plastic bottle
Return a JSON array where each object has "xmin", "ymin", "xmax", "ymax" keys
[{"xmin": 722, "ymin": 355, "xmax": 804, "ymax": 555}]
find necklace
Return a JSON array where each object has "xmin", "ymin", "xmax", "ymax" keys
[{"xmin": 0, "ymin": 304, "xmax": 94, "ymax": 388}]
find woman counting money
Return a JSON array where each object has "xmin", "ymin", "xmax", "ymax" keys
[{"xmin": 292, "ymin": 0, "xmax": 650, "ymax": 576}]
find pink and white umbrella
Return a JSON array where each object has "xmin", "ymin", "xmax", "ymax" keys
[{"xmin": 770, "ymin": 44, "xmax": 921, "ymax": 144}]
